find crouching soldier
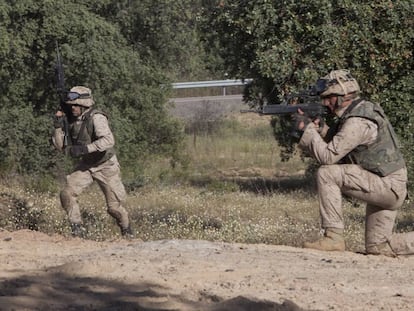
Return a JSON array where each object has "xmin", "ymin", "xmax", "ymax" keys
[{"xmin": 296, "ymin": 70, "xmax": 414, "ymax": 257}]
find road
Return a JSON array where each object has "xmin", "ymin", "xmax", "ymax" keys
[{"xmin": 168, "ymin": 95, "xmax": 248, "ymax": 120}]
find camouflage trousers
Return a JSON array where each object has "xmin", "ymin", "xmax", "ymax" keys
[
  {"xmin": 317, "ymin": 164, "xmax": 414, "ymax": 255},
  {"xmin": 60, "ymin": 155, "xmax": 130, "ymax": 230}
]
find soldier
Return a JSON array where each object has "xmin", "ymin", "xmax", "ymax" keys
[
  {"xmin": 296, "ymin": 69, "xmax": 414, "ymax": 256},
  {"xmin": 52, "ymin": 86, "xmax": 132, "ymax": 238}
]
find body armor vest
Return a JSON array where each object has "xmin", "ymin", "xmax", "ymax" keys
[
  {"xmin": 70, "ymin": 108, "xmax": 115, "ymax": 166},
  {"xmin": 338, "ymin": 99, "xmax": 405, "ymax": 176}
]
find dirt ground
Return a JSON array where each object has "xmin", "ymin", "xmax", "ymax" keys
[{"xmin": 0, "ymin": 229, "xmax": 413, "ymax": 311}]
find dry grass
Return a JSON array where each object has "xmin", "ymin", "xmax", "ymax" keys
[
  {"xmin": 0, "ymin": 178, "xmax": 368, "ymax": 251},
  {"xmin": 1, "ymin": 112, "xmax": 413, "ymax": 252},
  {"xmin": 182, "ymin": 112, "xmax": 308, "ymax": 176}
]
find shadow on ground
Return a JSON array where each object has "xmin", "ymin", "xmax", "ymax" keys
[
  {"xmin": 0, "ymin": 272, "xmax": 310, "ymax": 311},
  {"xmin": 190, "ymin": 175, "xmax": 317, "ymax": 195},
  {"xmin": 234, "ymin": 176, "xmax": 316, "ymax": 194}
]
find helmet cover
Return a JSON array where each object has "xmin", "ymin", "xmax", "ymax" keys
[
  {"xmin": 65, "ymin": 86, "xmax": 94, "ymax": 107},
  {"xmin": 317, "ymin": 69, "xmax": 360, "ymax": 97}
]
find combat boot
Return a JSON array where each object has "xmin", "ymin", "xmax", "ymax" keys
[
  {"xmin": 71, "ymin": 223, "xmax": 86, "ymax": 238},
  {"xmin": 366, "ymin": 242, "xmax": 397, "ymax": 257},
  {"xmin": 303, "ymin": 228, "xmax": 345, "ymax": 251},
  {"xmin": 121, "ymin": 226, "xmax": 134, "ymax": 240}
]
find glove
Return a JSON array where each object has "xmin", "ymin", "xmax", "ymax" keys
[
  {"xmin": 53, "ymin": 116, "xmax": 64, "ymax": 129},
  {"xmin": 292, "ymin": 113, "xmax": 311, "ymax": 131},
  {"xmin": 290, "ymin": 113, "xmax": 311, "ymax": 139},
  {"xmin": 69, "ymin": 145, "xmax": 88, "ymax": 158}
]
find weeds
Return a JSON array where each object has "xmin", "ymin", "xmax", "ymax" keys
[{"xmin": 1, "ymin": 113, "xmax": 413, "ymax": 252}]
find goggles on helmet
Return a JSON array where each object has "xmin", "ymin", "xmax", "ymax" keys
[
  {"xmin": 314, "ymin": 78, "xmax": 338, "ymax": 96},
  {"xmin": 66, "ymin": 91, "xmax": 91, "ymax": 101}
]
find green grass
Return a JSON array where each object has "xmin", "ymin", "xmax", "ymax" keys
[
  {"xmin": 185, "ymin": 117, "xmax": 305, "ymax": 174},
  {"xmin": 0, "ymin": 115, "xmax": 413, "ymax": 252}
]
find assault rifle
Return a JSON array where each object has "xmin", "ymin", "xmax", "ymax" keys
[
  {"xmin": 54, "ymin": 42, "xmax": 71, "ymax": 147},
  {"xmin": 241, "ymin": 90, "xmax": 327, "ymax": 118}
]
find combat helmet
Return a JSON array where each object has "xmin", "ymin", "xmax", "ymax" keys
[
  {"xmin": 315, "ymin": 69, "xmax": 360, "ymax": 97},
  {"xmin": 65, "ymin": 86, "xmax": 94, "ymax": 107}
]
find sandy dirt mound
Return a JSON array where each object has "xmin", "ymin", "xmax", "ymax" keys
[{"xmin": 0, "ymin": 229, "xmax": 413, "ymax": 311}]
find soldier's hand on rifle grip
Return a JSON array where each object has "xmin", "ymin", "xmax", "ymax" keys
[
  {"xmin": 293, "ymin": 108, "xmax": 311, "ymax": 131},
  {"xmin": 295, "ymin": 108, "xmax": 326, "ymax": 134},
  {"xmin": 312, "ymin": 116, "xmax": 326, "ymax": 134},
  {"xmin": 289, "ymin": 109, "xmax": 310, "ymax": 140},
  {"xmin": 53, "ymin": 112, "xmax": 65, "ymax": 129}
]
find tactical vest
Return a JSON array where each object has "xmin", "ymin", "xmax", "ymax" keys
[
  {"xmin": 69, "ymin": 108, "xmax": 115, "ymax": 166},
  {"xmin": 338, "ymin": 99, "xmax": 405, "ymax": 177}
]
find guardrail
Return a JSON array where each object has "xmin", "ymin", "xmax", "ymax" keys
[{"xmin": 172, "ymin": 79, "xmax": 253, "ymax": 96}]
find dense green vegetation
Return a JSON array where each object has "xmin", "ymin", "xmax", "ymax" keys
[
  {"xmin": 0, "ymin": 0, "xmax": 413, "ymax": 192},
  {"xmin": 0, "ymin": 0, "xmax": 210, "ymax": 180},
  {"xmin": 200, "ymin": 0, "xmax": 414, "ymax": 187}
]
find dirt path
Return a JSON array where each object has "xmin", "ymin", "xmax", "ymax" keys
[{"xmin": 0, "ymin": 229, "xmax": 413, "ymax": 311}]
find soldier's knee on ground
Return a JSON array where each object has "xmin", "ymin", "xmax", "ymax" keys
[{"xmin": 388, "ymin": 232, "xmax": 414, "ymax": 256}]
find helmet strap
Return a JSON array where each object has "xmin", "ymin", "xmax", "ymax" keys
[
  {"xmin": 335, "ymin": 93, "xmax": 359, "ymax": 110},
  {"xmin": 335, "ymin": 95, "xmax": 345, "ymax": 110},
  {"xmin": 80, "ymin": 106, "xmax": 88, "ymax": 115}
]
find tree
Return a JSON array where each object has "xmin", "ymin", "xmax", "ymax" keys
[
  {"xmin": 199, "ymin": 0, "xmax": 414, "ymax": 188},
  {"xmin": 90, "ymin": 0, "xmax": 213, "ymax": 82},
  {"xmin": 0, "ymin": 0, "xmax": 184, "ymax": 177}
]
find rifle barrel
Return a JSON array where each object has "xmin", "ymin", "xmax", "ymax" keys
[{"xmin": 262, "ymin": 104, "xmax": 326, "ymax": 115}]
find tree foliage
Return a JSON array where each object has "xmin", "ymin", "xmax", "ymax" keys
[
  {"xmin": 0, "ymin": 0, "xmax": 210, "ymax": 177},
  {"xmin": 199, "ymin": 0, "xmax": 414, "ymax": 188}
]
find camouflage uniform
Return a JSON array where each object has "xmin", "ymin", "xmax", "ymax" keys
[
  {"xmin": 52, "ymin": 86, "xmax": 131, "ymax": 237},
  {"xmin": 299, "ymin": 70, "xmax": 414, "ymax": 256}
]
